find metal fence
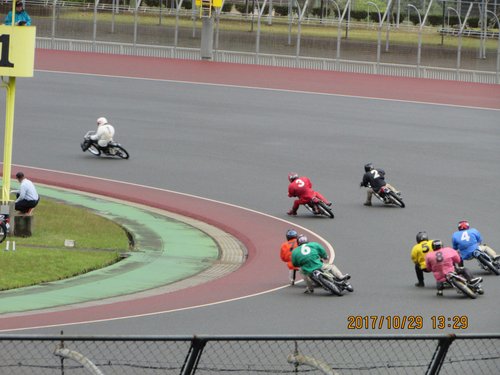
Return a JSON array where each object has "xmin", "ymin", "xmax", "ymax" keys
[
  {"xmin": 4, "ymin": 0, "xmax": 498, "ymax": 83},
  {"xmin": 0, "ymin": 334, "xmax": 499, "ymax": 374}
]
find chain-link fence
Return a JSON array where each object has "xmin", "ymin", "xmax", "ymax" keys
[
  {"xmin": 2, "ymin": 0, "xmax": 499, "ymax": 82},
  {"xmin": 0, "ymin": 334, "xmax": 499, "ymax": 374}
]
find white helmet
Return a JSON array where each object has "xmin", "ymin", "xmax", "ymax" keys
[{"xmin": 97, "ymin": 117, "xmax": 108, "ymax": 126}]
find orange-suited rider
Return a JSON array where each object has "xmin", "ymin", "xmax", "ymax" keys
[
  {"xmin": 280, "ymin": 229, "xmax": 300, "ymax": 285},
  {"xmin": 411, "ymin": 231, "xmax": 433, "ymax": 287},
  {"xmin": 287, "ymin": 173, "xmax": 331, "ymax": 216}
]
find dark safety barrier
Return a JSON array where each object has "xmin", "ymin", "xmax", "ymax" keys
[{"xmin": 0, "ymin": 334, "xmax": 499, "ymax": 374}]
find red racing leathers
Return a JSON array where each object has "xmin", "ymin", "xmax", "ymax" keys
[{"xmin": 288, "ymin": 176, "xmax": 329, "ymax": 213}]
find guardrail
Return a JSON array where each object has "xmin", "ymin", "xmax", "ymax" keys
[
  {"xmin": 0, "ymin": 333, "xmax": 499, "ymax": 374},
  {"xmin": 37, "ymin": 37, "xmax": 499, "ymax": 84},
  {"xmin": 19, "ymin": 0, "xmax": 500, "ymax": 83},
  {"xmin": 439, "ymin": 27, "xmax": 500, "ymax": 39}
]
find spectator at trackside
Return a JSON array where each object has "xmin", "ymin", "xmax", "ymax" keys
[
  {"xmin": 4, "ymin": 1, "xmax": 31, "ymax": 26},
  {"xmin": 14, "ymin": 171, "xmax": 39, "ymax": 213}
]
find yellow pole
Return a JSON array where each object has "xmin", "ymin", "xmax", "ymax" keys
[
  {"xmin": 1, "ymin": 1, "xmax": 18, "ymax": 204},
  {"xmin": 2, "ymin": 76, "xmax": 16, "ymax": 204},
  {"xmin": 0, "ymin": 4, "xmax": 36, "ymax": 208}
]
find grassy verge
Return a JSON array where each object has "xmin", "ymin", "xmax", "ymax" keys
[{"xmin": 0, "ymin": 197, "xmax": 131, "ymax": 291}]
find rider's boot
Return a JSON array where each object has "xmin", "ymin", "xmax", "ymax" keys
[{"xmin": 338, "ymin": 274, "xmax": 351, "ymax": 281}]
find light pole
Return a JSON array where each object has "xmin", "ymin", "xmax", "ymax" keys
[
  {"xmin": 486, "ymin": 10, "xmax": 500, "ymax": 83},
  {"xmin": 408, "ymin": 4, "xmax": 422, "ymax": 77},
  {"xmin": 447, "ymin": 7, "xmax": 461, "ymax": 80},
  {"xmin": 367, "ymin": 1, "xmax": 382, "ymax": 72}
]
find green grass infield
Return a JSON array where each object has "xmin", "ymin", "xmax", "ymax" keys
[{"xmin": 0, "ymin": 197, "xmax": 130, "ymax": 291}]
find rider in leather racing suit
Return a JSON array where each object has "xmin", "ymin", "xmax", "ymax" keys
[
  {"xmin": 90, "ymin": 117, "xmax": 115, "ymax": 149},
  {"xmin": 287, "ymin": 173, "xmax": 331, "ymax": 216},
  {"xmin": 452, "ymin": 220, "xmax": 500, "ymax": 263},
  {"xmin": 411, "ymin": 231, "xmax": 434, "ymax": 287},
  {"xmin": 291, "ymin": 235, "xmax": 350, "ymax": 294},
  {"xmin": 280, "ymin": 229, "xmax": 300, "ymax": 285},
  {"xmin": 359, "ymin": 163, "xmax": 399, "ymax": 206},
  {"xmin": 82, "ymin": 117, "xmax": 116, "ymax": 152},
  {"xmin": 425, "ymin": 239, "xmax": 482, "ymax": 296}
]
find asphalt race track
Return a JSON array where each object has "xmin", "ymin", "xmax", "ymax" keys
[{"xmin": 1, "ymin": 51, "xmax": 499, "ymax": 335}]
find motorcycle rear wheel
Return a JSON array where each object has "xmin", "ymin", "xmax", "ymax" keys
[
  {"xmin": 450, "ymin": 278, "xmax": 477, "ymax": 299},
  {"xmin": 317, "ymin": 275, "xmax": 342, "ymax": 296},
  {"xmin": 112, "ymin": 145, "xmax": 130, "ymax": 160}
]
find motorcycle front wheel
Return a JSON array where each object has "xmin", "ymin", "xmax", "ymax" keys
[
  {"xmin": 317, "ymin": 201, "xmax": 334, "ymax": 219},
  {"xmin": 112, "ymin": 145, "xmax": 130, "ymax": 160},
  {"xmin": 388, "ymin": 191, "xmax": 405, "ymax": 208},
  {"xmin": 87, "ymin": 144, "xmax": 101, "ymax": 156},
  {"xmin": 477, "ymin": 254, "xmax": 500, "ymax": 275}
]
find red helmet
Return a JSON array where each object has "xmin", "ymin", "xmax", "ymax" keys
[
  {"xmin": 288, "ymin": 173, "xmax": 299, "ymax": 182},
  {"xmin": 458, "ymin": 221, "xmax": 470, "ymax": 231}
]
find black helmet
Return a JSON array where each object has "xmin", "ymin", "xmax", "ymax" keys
[
  {"xmin": 364, "ymin": 163, "xmax": 374, "ymax": 173},
  {"xmin": 432, "ymin": 240, "xmax": 443, "ymax": 251},
  {"xmin": 286, "ymin": 229, "xmax": 298, "ymax": 240},
  {"xmin": 416, "ymin": 231, "xmax": 428, "ymax": 243},
  {"xmin": 288, "ymin": 172, "xmax": 299, "ymax": 182}
]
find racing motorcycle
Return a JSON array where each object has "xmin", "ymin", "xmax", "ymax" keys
[
  {"xmin": 309, "ymin": 269, "xmax": 353, "ymax": 296},
  {"xmin": 0, "ymin": 214, "xmax": 9, "ymax": 243},
  {"xmin": 472, "ymin": 248, "xmax": 500, "ymax": 276},
  {"xmin": 81, "ymin": 131, "xmax": 130, "ymax": 159},
  {"xmin": 444, "ymin": 270, "xmax": 484, "ymax": 299},
  {"xmin": 304, "ymin": 196, "xmax": 334, "ymax": 219},
  {"xmin": 371, "ymin": 184, "xmax": 405, "ymax": 208}
]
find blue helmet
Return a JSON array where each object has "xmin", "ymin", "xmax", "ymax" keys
[{"xmin": 286, "ymin": 229, "xmax": 298, "ymax": 240}]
